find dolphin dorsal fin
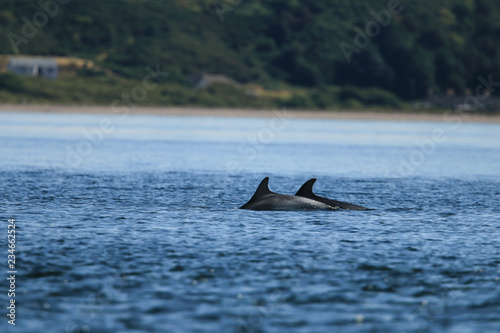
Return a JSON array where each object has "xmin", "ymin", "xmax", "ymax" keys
[
  {"xmin": 249, "ymin": 177, "xmax": 272, "ymax": 201},
  {"xmin": 295, "ymin": 178, "xmax": 317, "ymax": 197}
]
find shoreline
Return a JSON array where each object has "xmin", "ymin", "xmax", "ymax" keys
[{"xmin": 1, "ymin": 104, "xmax": 499, "ymax": 123}]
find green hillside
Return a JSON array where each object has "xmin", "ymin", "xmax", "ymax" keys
[{"xmin": 1, "ymin": 0, "xmax": 499, "ymax": 109}]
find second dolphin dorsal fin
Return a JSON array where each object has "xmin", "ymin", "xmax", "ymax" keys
[{"xmin": 295, "ymin": 178, "xmax": 317, "ymax": 197}]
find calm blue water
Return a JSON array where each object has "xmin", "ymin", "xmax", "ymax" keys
[{"xmin": 1, "ymin": 111, "xmax": 499, "ymax": 333}]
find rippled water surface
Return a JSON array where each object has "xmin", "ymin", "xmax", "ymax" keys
[{"xmin": 1, "ymin": 111, "xmax": 500, "ymax": 333}]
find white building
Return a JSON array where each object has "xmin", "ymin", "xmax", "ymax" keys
[{"xmin": 7, "ymin": 57, "xmax": 58, "ymax": 80}]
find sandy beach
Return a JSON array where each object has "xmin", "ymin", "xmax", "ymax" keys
[{"xmin": 1, "ymin": 104, "xmax": 499, "ymax": 123}]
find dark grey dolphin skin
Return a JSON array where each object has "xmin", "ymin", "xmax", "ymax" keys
[
  {"xmin": 295, "ymin": 178, "xmax": 372, "ymax": 210},
  {"xmin": 240, "ymin": 177, "xmax": 336, "ymax": 211}
]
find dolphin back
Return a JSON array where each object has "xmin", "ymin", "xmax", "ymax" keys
[
  {"xmin": 242, "ymin": 193, "xmax": 335, "ymax": 211},
  {"xmin": 295, "ymin": 178, "xmax": 372, "ymax": 211}
]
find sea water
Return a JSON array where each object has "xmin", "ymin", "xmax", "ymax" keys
[{"xmin": 0, "ymin": 111, "xmax": 499, "ymax": 333}]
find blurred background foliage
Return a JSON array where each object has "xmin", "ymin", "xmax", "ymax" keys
[{"xmin": 1, "ymin": 0, "xmax": 499, "ymax": 109}]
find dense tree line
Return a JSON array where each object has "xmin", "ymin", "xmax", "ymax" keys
[{"xmin": 1, "ymin": 0, "xmax": 499, "ymax": 100}]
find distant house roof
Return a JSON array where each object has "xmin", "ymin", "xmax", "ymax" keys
[{"xmin": 9, "ymin": 57, "xmax": 57, "ymax": 66}]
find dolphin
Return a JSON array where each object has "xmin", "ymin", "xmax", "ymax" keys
[
  {"xmin": 295, "ymin": 178, "xmax": 372, "ymax": 210},
  {"xmin": 240, "ymin": 177, "xmax": 337, "ymax": 211}
]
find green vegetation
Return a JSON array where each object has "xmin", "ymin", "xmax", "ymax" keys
[{"xmin": 1, "ymin": 0, "xmax": 499, "ymax": 110}]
